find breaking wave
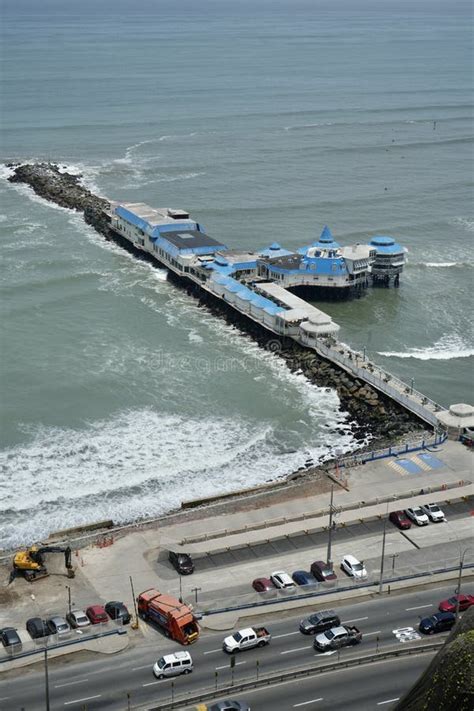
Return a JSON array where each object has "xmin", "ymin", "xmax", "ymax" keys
[{"xmin": 378, "ymin": 335, "xmax": 474, "ymax": 361}]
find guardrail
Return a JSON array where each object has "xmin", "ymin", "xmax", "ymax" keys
[
  {"xmin": 180, "ymin": 480, "xmax": 468, "ymax": 545},
  {"xmin": 197, "ymin": 561, "xmax": 474, "ymax": 616},
  {"xmin": 0, "ymin": 627, "xmax": 127, "ymax": 665},
  {"xmin": 338, "ymin": 430, "xmax": 447, "ymax": 469},
  {"xmin": 313, "ymin": 340, "xmax": 445, "ymax": 427},
  {"xmin": 148, "ymin": 642, "xmax": 443, "ymax": 711}
]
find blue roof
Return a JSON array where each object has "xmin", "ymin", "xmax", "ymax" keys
[
  {"xmin": 220, "ymin": 277, "xmax": 284, "ymax": 313},
  {"xmin": 369, "ymin": 235, "xmax": 404, "ymax": 254},
  {"xmin": 259, "ymin": 242, "xmax": 293, "ymax": 258},
  {"xmin": 298, "ymin": 225, "xmax": 340, "ymax": 254}
]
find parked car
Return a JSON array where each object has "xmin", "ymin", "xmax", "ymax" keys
[
  {"xmin": 340, "ymin": 555, "xmax": 367, "ymax": 580},
  {"xmin": 405, "ymin": 507, "xmax": 430, "ymax": 526},
  {"xmin": 153, "ymin": 651, "xmax": 193, "ymax": 679},
  {"xmin": 420, "ymin": 503, "xmax": 445, "ymax": 522},
  {"xmin": 389, "ymin": 510, "xmax": 412, "ymax": 530},
  {"xmin": 26, "ymin": 617, "xmax": 50, "ymax": 639},
  {"xmin": 206, "ymin": 702, "xmax": 250, "ymax": 711},
  {"xmin": 168, "ymin": 551, "xmax": 194, "ymax": 575},
  {"xmin": 0, "ymin": 627, "xmax": 22, "ymax": 651},
  {"xmin": 105, "ymin": 601, "xmax": 131, "ymax": 625},
  {"xmin": 270, "ymin": 571, "xmax": 296, "ymax": 590},
  {"xmin": 310, "ymin": 561, "xmax": 337, "ymax": 582},
  {"xmin": 299, "ymin": 610, "xmax": 340, "ymax": 635},
  {"xmin": 419, "ymin": 612, "xmax": 456, "ymax": 635},
  {"xmin": 252, "ymin": 578, "xmax": 276, "ymax": 593},
  {"xmin": 292, "ymin": 570, "xmax": 318, "ymax": 586},
  {"xmin": 66, "ymin": 609, "xmax": 91, "ymax": 629},
  {"xmin": 47, "ymin": 616, "xmax": 71, "ymax": 637},
  {"xmin": 86, "ymin": 605, "xmax": 109, "ymax": 624},
  {"xmin": 438, "ymin": 594, "xmax": 474, "ymax": 613}
]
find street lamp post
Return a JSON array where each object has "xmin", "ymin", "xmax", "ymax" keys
[
  {"xmin": 191, "ymin": 587, "xmax": 201, "ymax": 605},
  {"xmin": 378, "ymin": 520, "xmax": 387, "ymax": 595},
  {"xmin": 326, "ymin": 486, "xmax": 335, "ymax": 569},
  {"xmin": 455, "ymin": 548, "xmax": 472, "ymax": 620},
  {"xmin": 179, "ymin": 574, "xmax": 183, "ymax": 604},
  {"xmin": 66, "ymin": 585, "xmax": 72, "ymax": 615}
]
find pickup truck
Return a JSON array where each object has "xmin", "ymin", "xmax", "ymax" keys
[
  {"xmin": 313, "ymin": 625, "xmax": 362, "ymax": 651},
  {"xmin": 223, "ymin": 626, "xmax": 271, "ymax": 653}
]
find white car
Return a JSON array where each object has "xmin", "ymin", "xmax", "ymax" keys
[
  {"xmin": 420, "ymin": 503, "xmax": 445, "ymax": 522},
  {"xmin": 405, "ymin": 507, "xmax": 429, "ymax": 526},
  {"xmin": 340, "ymin": 555, "xmax": 367, "ymax": 580},
  {"xmin": 270, "ymin": 571, "xmax": 296, "ymax": 590},
  {"xmin": 153, "ymin": 651, "xmax": 193, "ymax": 679},
  {"xmin": 66, "ymin": 609, "xmax": 91, "ymax": 629}
]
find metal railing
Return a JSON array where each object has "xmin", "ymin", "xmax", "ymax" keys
[{"xmin": 194, "ymin": 559, "xmax": 474, "ymax": 616}]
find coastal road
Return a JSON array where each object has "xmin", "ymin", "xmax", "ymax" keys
[
  {"xmin": 0, "ymin": 581, "xmax": 466, "ymax": 710},
  {"xmin": 182, "ymin": 653, "xmax": 437, "ymax": 711}
]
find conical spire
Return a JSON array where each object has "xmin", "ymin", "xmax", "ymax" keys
[{"xmin": 319, "ymin": 225, "xmax": 333, "ymax": 243}]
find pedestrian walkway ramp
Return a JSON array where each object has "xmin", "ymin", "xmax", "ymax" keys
[{"xmin": 388, "ymin": 452, "xmax": 446, "ymax": 475}]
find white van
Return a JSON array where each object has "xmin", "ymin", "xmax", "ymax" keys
[{"xmin": 152, "ymin": 651, "xmax": 193, "ymax": 679}]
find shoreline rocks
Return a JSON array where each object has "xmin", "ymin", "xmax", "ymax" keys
[{"xmin": 7, "ymin": 161, "xmax": 426, "ymax": 445}]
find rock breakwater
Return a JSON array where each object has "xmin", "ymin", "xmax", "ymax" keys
[{"xmin": 7, "ymin": 162, "xmax": 425, "ymax": 444}]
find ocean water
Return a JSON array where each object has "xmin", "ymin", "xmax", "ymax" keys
[{"xmin": 0, "ymin": 0, "xmax": 472, "ymax": 548}]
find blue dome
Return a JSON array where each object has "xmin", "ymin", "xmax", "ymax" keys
[{"xmin": 370, "ymin": 235, "xmax": 395, "ymax": 247}]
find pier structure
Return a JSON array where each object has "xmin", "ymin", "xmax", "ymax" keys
[
  {"xmin": 369, "ymin": 235, "xmax": 405, "ymax": 286},
  {"xmin": 107, "ymin": 199, "xmax": 463, "ymax": 432}
]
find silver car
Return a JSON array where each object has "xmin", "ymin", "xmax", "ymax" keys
[
  {"xmin": 66, "ymin": 609, "xmax": 91, "ymax": 629},
  {"xmin": 47, "ymin": 616, "xmax": 71, "ymax": 637}
]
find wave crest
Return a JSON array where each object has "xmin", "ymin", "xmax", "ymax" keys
[{"xmin": 378, "ymin": 335, "xmax": 474, "ymax": 361}]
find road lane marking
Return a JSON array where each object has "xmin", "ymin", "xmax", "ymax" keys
[
  {"xmin": 55, "ymin": 679, "xmax": 89, "ymax": 688},
  {"xmin": 343, "ymin": 616, "xmax": 368, "ymax": 623},
  {"xmin": 142, "ymin": 680, "xmax": 168, "ymax": 687},
  {"xmin": 281, "ymin": 645, "xmax": 312, "ymax": 655},
  {"xmin": 364, "ymin": 630, "xmax": 382, "ymax": 636},
  {"xmin": 273, "ymin": 631, "xmax": 300, "ymax": 639},
  {"xmin": 64, "ymin": 696, "xmax": 101, "ymax": 706},
  {"xmin": 294, "ymin": 699, "xmax": 323, "ymax": 707},
  {"xmin": 314, "ymin": 651, "xmax": 336, "ymax": 656},
  {"xmin": 377, "ymin": 698, "xmax": 400, "ymax": 705},
  {"xmin": 132, "ymin": 664, "xmax": 151, "ymax": 671},
  {"xmin": 406, "ymin": 604, "xmax": 432, "ymax": 611},
  {"xmin": 203, "ymin": 648, "xmax": 222, "ymax": 655},
  {"xmin": 215, "ymin": 661, "xmax": 246, "ymax": 670}
]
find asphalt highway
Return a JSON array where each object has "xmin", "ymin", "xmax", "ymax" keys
[
  {"xmin": 0, "ymin": 581, "xmax": 467, "ymax": 710},
  {"xmin": 186, "ymin": 653, "xmax": 437, "ymax": 711}
]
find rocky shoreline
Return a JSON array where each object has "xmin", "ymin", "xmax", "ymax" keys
[{"xmin": 7, "ymin": 161, "xmax": 426, "ymax": 445}]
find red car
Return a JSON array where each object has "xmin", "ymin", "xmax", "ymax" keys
[
  {"xmin": 310, "ymin": 561, "xmax": 337, "ymax": 582},
  {"xmin": 389, "ymin": 510, "xmax": 412, "ymax": 530},
  {"xmin": 438, "ymin": 594, "xmax": 474, "ymax": 613},
  {"xmin": 86, "ymin": 605, "xmax": 109, "ymax": 624},
  {"xmin": 252, "ymin": 578, "xmax": 276, "ymax": 593}
]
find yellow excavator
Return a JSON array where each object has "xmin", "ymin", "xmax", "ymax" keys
[{"xmin": 10, "ymin": 545, "xmax": 75, "ymax": 583}]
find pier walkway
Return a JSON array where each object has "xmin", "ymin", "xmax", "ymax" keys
[{"xmin": 301, "ymin": 337, "xmax": 444, "ymax": 428}]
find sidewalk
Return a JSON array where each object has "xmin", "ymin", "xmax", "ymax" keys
[{"xmin": 160, "ymin": 439, "xmax": 472, "ymax": 552}]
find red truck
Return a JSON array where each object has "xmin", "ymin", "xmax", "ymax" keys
[{"xmin": 137, "ymin": 589, "xmax": 199, "ymax": 645}]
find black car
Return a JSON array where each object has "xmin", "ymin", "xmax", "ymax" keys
[
  {"xmin": 419, "ymin": 611, "xmax": 456, "ymax": 635},
  {"xmin": 299, "ymin": 609, "xmax": 341, "ymax": 635},
  {"xmin": 0, "ymin": 627, "xmax": 22, "ymax": 650},
  {"xmin": 26, "ymin": 617, "xmax": 50, "ymax": 639},
  {"xmin": 168, "ymin": 550, "xmax": 194, "ymax": 575},
  {"xmin": 105, "ymin": 601, "xmax": 131, "ymax": 625}
]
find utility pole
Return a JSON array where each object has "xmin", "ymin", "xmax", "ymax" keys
[
  {"xmin": 129, "ymin": 575, "xmax": 139, "ymax": 629},
  {"xmin": 326, "ymin": 485, "xmax": 335, "ymax": 569},
  {"xmin": 66, "ymin": 585, "xmax": 72, "ymax": 615},
  {"xmin": 44, "ymin": 647, "xmax": 50, "ymax": 711},
  {"xmin": 378, "ymin": 520, "xmax": 387, "ymax": 594},
  {"xmin": 455, "ymin": 549, "xmax": 471, "ymax": 619},
  {"xmin": 179, "ymin": 574, "xmax": 183, "ymax": 603}
]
